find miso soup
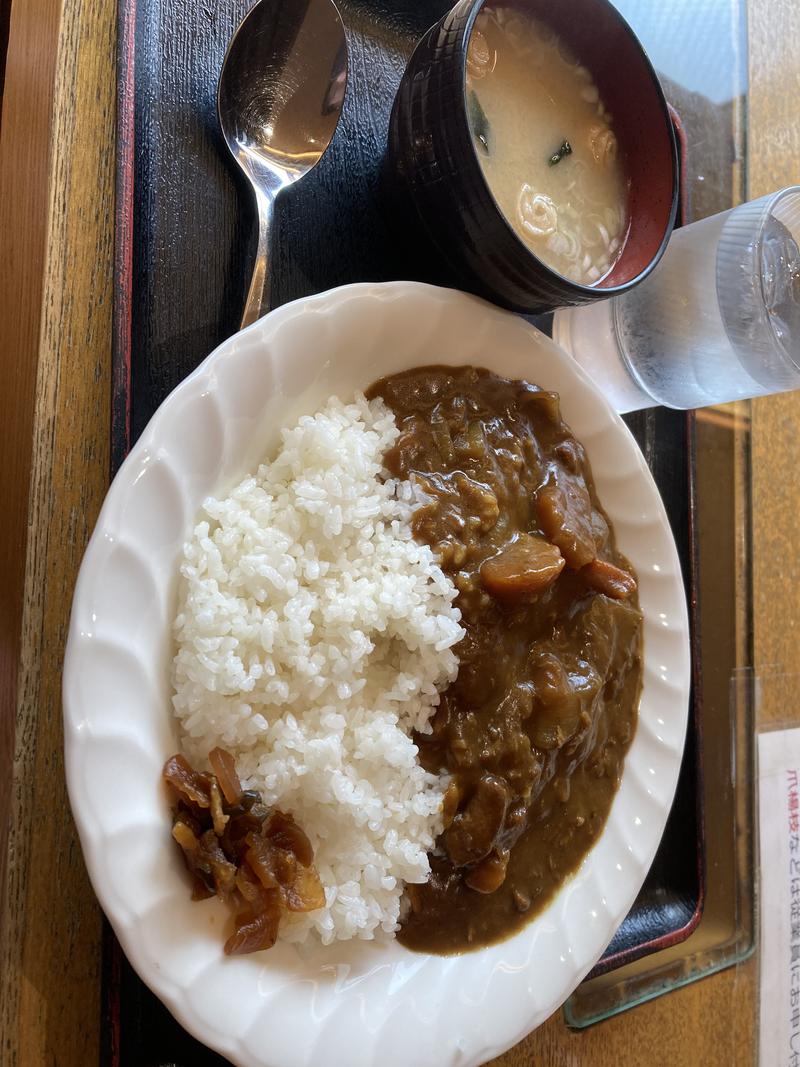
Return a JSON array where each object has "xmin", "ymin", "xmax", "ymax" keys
[{"xmin": 466, "ymin": 7, "xmax": 630, "ymax": 285}]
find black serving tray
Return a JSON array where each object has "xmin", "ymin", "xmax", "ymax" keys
[{"xmin": 107, "ymin": 1, "xmax": 702, "ymax": 1061}]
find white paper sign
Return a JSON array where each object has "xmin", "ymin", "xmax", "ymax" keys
[{"xmin": 760, "ymin": 727, "xmax": 800, "ymax": 1067}]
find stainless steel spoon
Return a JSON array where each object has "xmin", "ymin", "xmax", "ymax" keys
[{"xmin": 218, "ymin": 0, "xmax": 348, "ymax": 328}]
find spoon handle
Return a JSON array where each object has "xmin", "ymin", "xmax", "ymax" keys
[{"xmin": 241, "ymin": 188, "xmax": 275, "ymax": 329}]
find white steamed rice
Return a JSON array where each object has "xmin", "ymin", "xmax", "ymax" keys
[{"xmin": 172, "ymin": 393, "xmax": 465, "ymax": 944}]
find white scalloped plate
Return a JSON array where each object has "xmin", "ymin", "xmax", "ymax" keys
[{"xmin": 64, "ymin": 282, "xmax": 690, "ymax": 1067}]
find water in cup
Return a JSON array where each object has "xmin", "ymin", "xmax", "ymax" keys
[
  {"xmin": 555, "ymin": 187, "xmax": 800, "ymax": 411},
  {"xmin": 616, "ymin": 188, "xmax": 800, "ymax": 408}
]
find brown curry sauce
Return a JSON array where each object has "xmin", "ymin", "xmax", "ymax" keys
[{"xmin": 366, "ymin": 366, "xmax": 643, "ymax": 954}]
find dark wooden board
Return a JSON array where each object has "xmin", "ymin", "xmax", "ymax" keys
[{"xmin": 109, "ymin": 1, "xmax": 702, "ymax": 1061}]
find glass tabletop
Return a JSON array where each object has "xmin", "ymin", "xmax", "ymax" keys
[{"xmin": 564, "ymin": 0, "xmax": 755, "ymax": 1028}]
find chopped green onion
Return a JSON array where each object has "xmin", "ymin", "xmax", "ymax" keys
[
  {"xmin": 467, "ymin": 90, "xmax": 491, "ymax": 155},
  {"xmin": 548, "ymin": 140, "xmax": 572, "ymax": 166}
]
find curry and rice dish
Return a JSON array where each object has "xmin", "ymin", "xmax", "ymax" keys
[{"xmin": 166, "ymin": 367, "xmax": 642, "ymax": 956}]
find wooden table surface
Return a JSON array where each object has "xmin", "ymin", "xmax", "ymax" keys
[{"xmin": 0, "ymin": 0, "xmax": 796, "ymax": 1063}]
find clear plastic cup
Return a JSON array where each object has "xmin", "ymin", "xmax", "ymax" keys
[{"xmin": 553, "ymin": 187, "xmax": 800, "ymax": 411}]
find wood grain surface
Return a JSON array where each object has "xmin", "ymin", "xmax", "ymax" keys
[
  {"xmin": 0, "ymin": 0, "xmax": 115, "ymax": 1063},
  {"xmin": 0, "ymin": 0, "xmax": 796, "ymax": 1062},
  {"xmin": 749, "ymin": 1, "xmax": 800, "ymax": 737},
  {"xmin": 0, "ymin": 0, "xmax": 63, "ymax": 965}
]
